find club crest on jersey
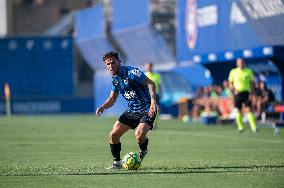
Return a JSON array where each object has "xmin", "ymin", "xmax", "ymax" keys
[
  {"xmin": 124, "ymin": 90, "xmax": 136, "ymax": 99},
  {"xmin": 130, "ymin": 69, "xmax": 142, "ymax": 77},
  {"xmin": 123, "ymin": 78, "xmax": 129, "ymax": 85}
]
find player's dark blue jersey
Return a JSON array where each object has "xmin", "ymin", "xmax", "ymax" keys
[{"xmin": 111, "ymin": 66, "xmax": 151, "ymax": 113}]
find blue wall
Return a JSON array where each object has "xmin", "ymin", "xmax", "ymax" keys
[
  {"xmin": 74, "ymin": 5, "xmax": 116, "ymax": 70},
  {"xmin": 74, "ymin": 5, "xmax": 104, "ymax": 40},
  {"xmin": 0, "ymin": 37, "xmax": 73, "ymax": 98},
  {"xmin": 112, "ymin": 0, "xmax": 150, "ymax": 30}
]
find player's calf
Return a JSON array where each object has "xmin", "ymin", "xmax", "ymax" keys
[
  {"xmin": 138, "ymin": 138, "xmax": 149, "ymax": 161},
  {"xmin": 139, "ymin": 150, "xmax": 148, "ymax": 161}
]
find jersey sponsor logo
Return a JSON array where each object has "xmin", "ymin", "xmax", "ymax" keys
[
  {"xmin": 124, "ymin": 90, "xmax": 136, "ymax": 99},
  {"xmin": 130, "ymin": 69, "xmax": 142, "ymax": 77},
  {"xmin": 185, "ymin": 0, "xmax": 198, "ymax": 49}
]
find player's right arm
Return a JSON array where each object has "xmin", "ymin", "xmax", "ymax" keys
[{"xmin": 96, "ymin": 91, "xmax": 119, "ymax": 116}]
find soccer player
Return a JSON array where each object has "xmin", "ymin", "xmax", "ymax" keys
[
  {"xmin": 96, "ymin": 51, "xmax": 158, "ymax": 170},
  {"xmin": 228, "ymin": 58, "xmax": 257, "ymax": 133},
  {"xmin": 145, "ymin": 62, "xmax": 161, "ymax": 129}
]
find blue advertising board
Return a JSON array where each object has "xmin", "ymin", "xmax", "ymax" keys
[
  {"xmin": 177, "ymin": 0, "xmax": 284, "ymax": 62},
  {"xmin": 0, "ymin": 97, "xmax": 94, "ymax": 114}
]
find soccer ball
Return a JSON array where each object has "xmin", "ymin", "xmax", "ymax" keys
[{"xmin": 122, "ymin": 152, "xmax": 141, "ymax": 170}]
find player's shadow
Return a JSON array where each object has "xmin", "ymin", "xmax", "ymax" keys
[
  {"xmin": 3, "ymin": 165, "xmax": 283, "ymax": 177},
  {"xmin": 80, "ymin": 164, "xmax": 284, "ymax": 176}
]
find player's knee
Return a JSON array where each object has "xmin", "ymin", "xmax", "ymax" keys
[
  {"xmin": 135, "ymin": 130, "xmax": 144, "ymax": 142},
  {"xmin": 109, "ymin": 130, "xmax": 120, "ymax": 142}
]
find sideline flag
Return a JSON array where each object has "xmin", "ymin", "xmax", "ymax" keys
[{"xmin": 4, "ymin": 83, "xmax": 11, "ymax": 117}]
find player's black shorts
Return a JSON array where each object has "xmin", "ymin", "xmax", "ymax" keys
[
  {"xmin": 234, "ymin": 91, "xmax": 251, "ymax": 109},
  {"xmin": 118, "ymin": 111, "xmax": 156, "ymax": 130}
]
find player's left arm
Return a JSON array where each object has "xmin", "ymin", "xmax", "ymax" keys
[{"xmin": 142, "ymin": 77, "xmax": 158, "ymax": 116}]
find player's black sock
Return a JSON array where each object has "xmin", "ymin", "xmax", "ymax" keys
[
  {"xmin": 138, "ymin": 138, "xmax": 148, "ymax": 151},
  {"xmin": 110, "ymin": 143, "xmax": 121, "ymax": 161}
]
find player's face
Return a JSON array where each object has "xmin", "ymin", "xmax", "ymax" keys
[
  {"xmin": 145, "ymin": 63, "xmax": 152, "ymax": 72},
  {"xmin": 236, "ymin": 58, "xmax": 245, "ymax": 69},
  {"xmin": 260, "ymin": 81, "xmax": 266, "ymax": 90},
  {"xmin": 223, "ymin": 80, "xmax": 229, "ymax": 88},
  {"xmin": 104, "ymin": 57, "xmax": 121, "ymax": 75}
]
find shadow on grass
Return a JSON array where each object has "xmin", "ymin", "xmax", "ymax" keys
[
  {"xmin": 1, "ymin": 165, "xmax": 284, "ymax": 177},
  {"xmin": 80, "ymin": 165, "xmax": 284, "ymax": 176}
]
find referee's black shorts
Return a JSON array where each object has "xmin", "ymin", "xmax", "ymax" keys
[
  {"xmin": 234, "ymin": 91, "xmax": 251, "ymax": 109},
  {"xmin": 118, "ymin": 111, "xmax": 156, "ymax": 130}
]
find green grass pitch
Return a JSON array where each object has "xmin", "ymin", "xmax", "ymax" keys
[{"xmin": 0, "ymin": 115, "xmax": 283, "ymax": 188}]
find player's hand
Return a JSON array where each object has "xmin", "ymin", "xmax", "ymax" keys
[
  {"xmin": 148, "ymin": 101, "xmax": 158, "ymax": 117},
  {"xmin": 96, "ymin": 106, "xmax": 104, "ymax": 116}
]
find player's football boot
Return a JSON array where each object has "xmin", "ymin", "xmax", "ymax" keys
[
  {"xmin": 106, "ymin": 161, "xmax": 122, "ymax": 170},
  {"xmin": 238, "ymin": 128, "xmax": 244, "ymax": 133},
  {"xmin": 252, "ymin": 128, "xmax": 258, "ymax": 133},
  {"xmin": 139, "ymin": 150, "xmax": 148, "ymax": 161}
]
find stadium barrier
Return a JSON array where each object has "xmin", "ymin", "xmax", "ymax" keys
[{"xmin": 0, "ymin": 97, "xmax": 94, "ymax": 114}]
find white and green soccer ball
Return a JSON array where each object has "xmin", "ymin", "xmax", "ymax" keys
[{"xmin": 122, "ymin": 152, "xmax": 141, "ymax": 170}]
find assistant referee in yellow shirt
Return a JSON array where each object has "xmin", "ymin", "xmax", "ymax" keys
[
  {"xmin": 228, "ymin": 58, "xmax": 257, "ymax": 133},
  {"xmin": 145, "ymin": 62, "xmax": 161, "ymax": 129}
]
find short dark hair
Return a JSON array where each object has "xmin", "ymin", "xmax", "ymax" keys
[{"xmin": 103, "ymin": 51, "xmax": 120, "ymax": 62}]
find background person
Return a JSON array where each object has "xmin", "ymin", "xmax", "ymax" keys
[
  {"xmin": 250, "ymin": 81, "xmax": 262, "ymax": 115},
  {"xmin": 145, "ymin": 62, "xmax": 161, "ymax": 129},
  {"xmin": 228, "ymin": 58, "xmax": 257, "ymax": 133},
  {"xmin": 256, "ymin": 81, "xmax": 275, "ymax": 118}
]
